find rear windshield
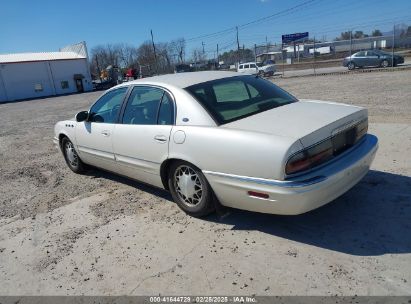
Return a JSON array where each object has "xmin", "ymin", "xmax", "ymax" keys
[{"xmin": 185, "ymin": 75, "xmax": 297, "ymax": 124}]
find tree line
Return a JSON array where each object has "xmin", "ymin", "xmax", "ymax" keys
[
  {"xmin": 335, "ymin": 24, "xmax": 411, "ymax": 41},
  {"xmin": 90, "ymin": 38, "xmax": 186, "ymax": 78}
]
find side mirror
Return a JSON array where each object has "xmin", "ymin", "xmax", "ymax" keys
[{"xmin": 75, "ymin": 111, "xmax": 88, "ymax": 122}]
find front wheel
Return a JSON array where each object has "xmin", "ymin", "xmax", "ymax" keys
[
  {"xmin": 347, "ymin": 62, "xmax": 356, "ymax": 70},
  {"xmin": 61, "ymin": 137, "xmax": 86, "ymax": 173},
  {"xmin": 381, "ymin": 59, "xmax": 389, "ymax": 68},
  {"xmin": 168, "ymin": 161, "xmax": 215, "ymax": 217}
]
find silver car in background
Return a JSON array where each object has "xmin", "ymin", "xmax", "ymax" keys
[
  {"xmin": 257, "ymin": 60, "xmax": 276, "ymax": 76},
  {"xmin": 54, "ymin": 71, "xmax": 378, "ymax": 217},
  {"xmin": 343, "ymin": 50, "xmax": 405, "ymax": 70}
]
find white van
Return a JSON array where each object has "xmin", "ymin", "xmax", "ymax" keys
[{"xmin": 237, "ymin": 62, "xmax": 258, "ymax": 74}]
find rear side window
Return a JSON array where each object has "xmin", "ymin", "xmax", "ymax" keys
[{"xmin": 157, "ymin": 93, "xmax": 174, "ymax": 125}]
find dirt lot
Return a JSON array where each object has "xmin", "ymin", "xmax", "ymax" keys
[{"xmin": 0, "ymin": 70, "xmax": 410, "ymax": 295}]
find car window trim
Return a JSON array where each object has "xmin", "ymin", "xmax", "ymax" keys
[
  {"xmin": 156, "ymin": 91, "xmax": 175, "ymax": 125},
  {"xmin": 118, "ymin": 84, "xmax": 176, "ymax": 126}
]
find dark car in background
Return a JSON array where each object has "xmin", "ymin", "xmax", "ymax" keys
[{"xmin": 343, "ymin": 50, "xmax": 404, "ymax": 70}]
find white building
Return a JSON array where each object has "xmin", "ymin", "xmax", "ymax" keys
[{"xmin": 0, "ymin": 42, "xmax": 92, "ymax": 103}]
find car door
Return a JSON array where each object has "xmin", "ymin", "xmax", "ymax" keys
[
  {"xmin": 112, "ymin": 85, "xmax": 174, "ymax": 188},
  {"xmin": 353, "ymin": 51, "xmax": 366, "ymax": 67},
  {"xmin": 75, "ymin": 86, "xmax": 128, "ymax": 172},
  {"xmin": 238, "ymin": 64, "xmax": 244, "ymax": 73},
  {"xmin": 249, "ymin": 63, "xmax": 258, "ymax": 74},
  {"xmin": 366, "ymin": 51, "xmax": 380, "ymax": 67}
]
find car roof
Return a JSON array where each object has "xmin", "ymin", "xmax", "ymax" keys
[{"xmin": 120, "ymin": 71, "xmax": 240, "ymax": 89}]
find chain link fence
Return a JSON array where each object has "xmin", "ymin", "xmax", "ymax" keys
[{"xmin": 254, "ymin": 27, "xmax": 411, "ymax": 76}]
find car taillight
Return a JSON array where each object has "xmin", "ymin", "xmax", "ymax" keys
[
  {"xmin": 285, "ymin": 139, "xmax": 333, "ymax": 175},
  {"xmin": 285, "ymin": 119, "xmax": 368, "ymax": 176},
  {"xmin": 355, "ymin": 118, "xmax": 368, "ymax": 143}
]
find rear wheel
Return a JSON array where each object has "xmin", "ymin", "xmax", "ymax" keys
[
  {"xmin": 62, "ymin": 137, "xmax": 85, "ymax": 173},
  {"xmin": 347, "ymin": 62, "xmax": 356, "ymax": 70},
  {"xmin": 168, "ymin": 161, "xmax": 215, "ymax": 217},
  {"xmin": 381, "ymin": 59, "xmax": 389, "ymax": 68}
]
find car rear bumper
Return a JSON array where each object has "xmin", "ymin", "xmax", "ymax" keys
[
  {"xmin": 203, "ymin": 134, "xmax": 378, "ymax": 215},
  {"xmin": 396, "ymin": 57, "xmax": 405, "ymax": 64}
]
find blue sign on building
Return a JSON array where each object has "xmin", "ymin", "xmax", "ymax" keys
[{"xmin": 282, "ymin": 32, "xmax": 309, "ymax": 44}]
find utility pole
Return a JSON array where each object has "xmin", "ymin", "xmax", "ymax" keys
[
  {"xmin": 349, "ymin": 29, "xmax": 352, "ymax": 58},
  {"xmin": 202, "ymin": 41, "xmax": 205, "ymax": 54},
  {"xmin": 236, "ymin": 26, "xmax": 240, "ymax": 67},
  {"xmin": 150, "ymin": 29, "xmax": 158, "ymax": 74},
  {"xmin": 392, "ymin": 24, "xmax": 395, "ymax": 67},
  {"xmin": 254, "ymin": 44, "xmax": 257, "ymax": 64},
  {"xmin": 266, "ymin": 36, "xmax": 269, "ymax": 53},
  {"xmin": 216, "ymin": 44, "xmax": 219, "ymax": 67},
  {"xmin": 314, "ymin": 36, "xmax": 318, "ymax": 75}
]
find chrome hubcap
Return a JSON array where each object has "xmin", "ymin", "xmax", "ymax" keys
[
  {"xmin": 65, "ymin": 142, "xmax": 78, "ymax": 167},
  {"xmin": 174, "ymin": 165, "xmax": 203, "ymax": 206}
]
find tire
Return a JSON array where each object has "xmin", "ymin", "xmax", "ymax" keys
[
  {"xmin": 381, "ymin": 59, "xmax": 389, "ymax": 68},
  {"xmin": 168, "ymin": 160, "xmax": 215, "ymax": 217},
  {"xmin": 61, "ymin": 137, "xmax": 86, "ymax": 174},
  {"xmin": 347, "ymin": 62, "xmax": 356, "ymax": 70}
]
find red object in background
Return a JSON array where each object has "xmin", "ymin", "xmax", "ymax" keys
[{"xmin": 126, "ymin": 69, "xmax": 135, "ymax": 78}]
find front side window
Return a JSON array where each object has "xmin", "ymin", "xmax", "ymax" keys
[
  {"xmin": 185, "ymin": 75, "xmax": 297, "ymax": 124},
  {"xmin": 89, "ymin": 87, "xmax": 128, "ymax": 123},
  {"xmin": 122, "ymin": 86, "xmax": 171, "ymax": 125},
  {"xmin": 355, "ymin": 51, "xmax": 366, "ymax": 57}
]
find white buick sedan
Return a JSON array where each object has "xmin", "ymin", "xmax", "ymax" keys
[{"xmin": 54, "ymin": 71, "xmax": 378, "ymax": 217}]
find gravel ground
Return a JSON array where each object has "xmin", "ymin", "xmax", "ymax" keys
[
  {"xmin": 274, "ymin": 69, "xmax": 411, "ymax": 124},
  {"xmin": 0, "ymin": 70, "xmax": 410, "ymax": 295}
]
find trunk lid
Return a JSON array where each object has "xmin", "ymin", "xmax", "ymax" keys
[{"xmin": 222, "ymin": 100, "xmax": 367, "ymax": 148}]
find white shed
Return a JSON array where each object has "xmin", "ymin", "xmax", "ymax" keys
[{"xmin": 0, "ymin": 42, "xmax": 92, "ymax": 102}]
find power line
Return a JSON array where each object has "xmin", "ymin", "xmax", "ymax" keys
[
  {"xmin": 185, "ymin": 0, "xmax": 320, "ymax": 42},
  {"xmin": 238, "ymin": 0, "xmax": 320, "ymax": 29}
]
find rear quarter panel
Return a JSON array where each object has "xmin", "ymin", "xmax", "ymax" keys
[{"xmin": 168, "ymin": 126, "xmax": 303, "ymax": 180}]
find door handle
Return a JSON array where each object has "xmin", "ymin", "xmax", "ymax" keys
[
  {"xmin": 154, "ymin": 135, "xmax": 167, "ymax": 143},
  {"xmin": 101, "ymin": 130, "xmax": 110, "ymax": 137}
]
